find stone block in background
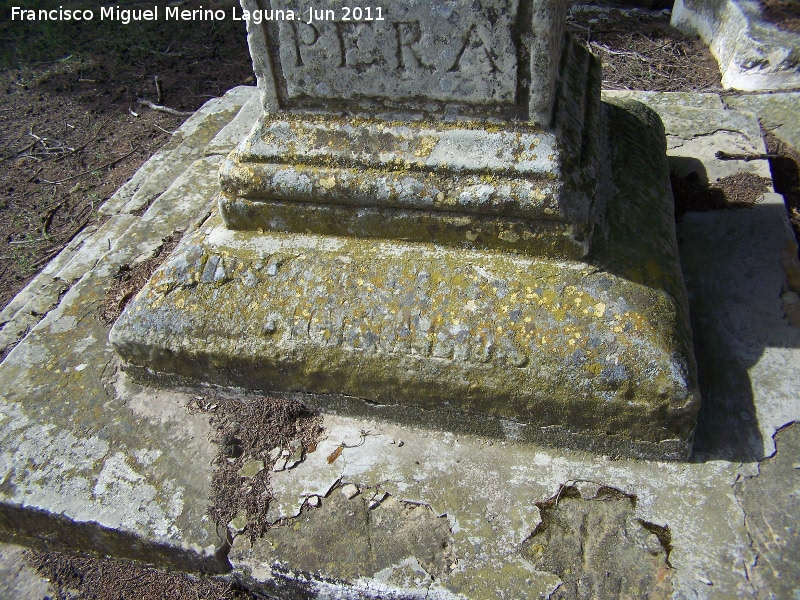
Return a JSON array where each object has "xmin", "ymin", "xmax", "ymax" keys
[{"xmin": 671, "ymin": 0, "xmax": 800, "ymax": 91}]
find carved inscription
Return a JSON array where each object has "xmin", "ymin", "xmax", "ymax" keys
[
  {"xmin": 241, "ymin": 254, "xmax": 534, "ymax": 369},
  {"xmin": 273, "ymin": 0, "xmax": 520, "ymax": 105}
]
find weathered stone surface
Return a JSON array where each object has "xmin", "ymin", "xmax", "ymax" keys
[
  {"xmin": 521, "ymin": 485, "xmax": 672, "ymax": 599},
  {"xmin": 2, "ymin": 90, "xmax": 799, "ymax": 598},
  {"xmin": 671, "ymin": 0, "xmax": 800, "ymax": 91},
  {"xmin": 220, "ymin": 34, "xmax": 602, "ymax": 259},
  {"xmin": 614, "ymin": 90, "xmax": 800, "ymax": 461},
  {"xmin": 0, "ymin": 543, "xmax": 55, "ymax": 600},
  {"xmin": 605, "ymin": 90, "xmax": 772, "ymax": 183},
  {"xmin": 233, "ymin": 413, "xmax": 754, "ymax": 598},
  {"xmin": 111, "ymin": 98, "xmax": 698, "ymax": 460},
  {"xmin": 242, "ymin": 0, "xmax": 565, "ymax": 124},
  {"xmin": 99, "ymin": 86, "xmax": 255, "ymax": 217},
  {"xmin": 678, "ymin": 193, "xmax": 800, "ymax": 461},
  {"xmin": 238, "ymin": 487, "xmax": 454, "ymax": 583},
  {"xmin": 723, "ymin": 92, "xmax": 800, "ymax": 152},
  {"xmin": 206, "ymin": 90, "xmax": 263, "ymax": 156},
  {"xmin": 735, "ymin": 424, "xmax": 800, "ymax": 599},
  {"xmin": 0, "ymin": 94, "xmax": 254, "ymax": 571}
]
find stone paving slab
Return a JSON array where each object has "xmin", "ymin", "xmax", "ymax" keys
[
  {"xmin": 0, "ymin": 542, "xmax": 55, "ymax": 600},
  {"xmin": 604, "ymin": 90, "xmax": 771, "ymax": 183},
  {"xmin": 723, "ymin": 92, "xmax": 800, "ymax": 151},
  {"xmin": 0, "ymin": 91, "xmax": 260, "ymax": 574},
  {"xmin": 0, "ymin": 90, "xmax": 799, "ymax": 599},
  {"xmin": 98, "ymin": 86, "xmax": 256, "ymax": 217}
]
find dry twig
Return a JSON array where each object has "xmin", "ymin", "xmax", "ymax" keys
[
  {"xmin": 41, "ymin": 147, "xmax": 139, "ymax": 185},
  {"xmin": 136, "ymin": 97, "xmax": 193, "ymax": 117}
]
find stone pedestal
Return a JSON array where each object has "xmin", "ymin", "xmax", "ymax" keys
[{"xmin": 110, "ymin": 0, "xmax": 700, "ymax": 459}]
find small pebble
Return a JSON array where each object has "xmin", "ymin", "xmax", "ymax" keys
[
  {"xmin": 368, "ymin": 491, "xmax": 388, "ymax": 509},
  {"xmin": 307, "ymin": 495, "xmax": 321, "ymax": 508},
  {"xmin": 272, "ymin": 457, "xmax": 288, "ymax": 472},
  {"xmin": 228, "ymin": 511, "xmax": 249, "ymax": 534},
  {"xmin": 341, "ymin": 483, "xmax": 359, "ymax": 499},
  {"xmin": 397, "ymin": 440, "xmax": 404, "ymax": 447},
  {"xmin": 238, "ymin": 460, "xmax": 265, "ymax": 479}
]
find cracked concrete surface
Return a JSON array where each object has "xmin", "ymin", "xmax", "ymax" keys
[
  {"xmin": 735, "ymin": 423, "xmax": 800, "ymax": 599},
  {"xmin": 0, "ymin": 89, "xmax": 799, "ymax": 598},
  {"xmin": 522, "ymin": 485, "xmax": 672, "ymax": 599}
]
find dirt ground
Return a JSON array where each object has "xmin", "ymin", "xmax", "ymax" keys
[
  {"xmin": 0, "ymin": 0, "xmax": 253, "ymax": 311},
  {"xmin": 759, "ymin": 0, "xmax": 800, "ymax": 34},
  {"xmin": 2, "ymin": 1, "xmax": 800, "ymax": 598}
]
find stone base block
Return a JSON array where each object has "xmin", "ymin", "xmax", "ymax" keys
[
  {"xmin": 218, "ymin": 35, "xmax": 602, "ymax": 260},
  {"xmin": 110, "ymin": 98, "xmax": 700, "ymax": 460}
]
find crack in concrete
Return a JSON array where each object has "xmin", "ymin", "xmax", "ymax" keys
[
  {"xmin": 732, "ymin": 421, "xmax": 798, "ymax": 597},
  {"xmin": 0, "ymin": 276, "xmax": 78, "ymax": 361}
]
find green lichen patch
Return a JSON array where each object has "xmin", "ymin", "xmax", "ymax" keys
[
  {"xmin": 111, "ymin": 97, "xmax": 699, "ymax": 460},
  {"xmin": 111, "ymin": 214, "xmax": 697, "ymax": 452}
]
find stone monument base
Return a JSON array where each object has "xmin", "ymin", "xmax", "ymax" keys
[{"xmin": 110, "ymin": 97, "xmax": 699, "ymax": 460}]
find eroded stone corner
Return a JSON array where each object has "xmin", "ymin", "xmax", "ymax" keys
[{"xmin": 521, "ymin": 483, "xmax": 673, "ymax": 600}]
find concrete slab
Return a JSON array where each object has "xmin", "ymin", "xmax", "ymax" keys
[
  {"xmin": 723, "ymin": 91, "xmax": 800, "ymax": 151},
  {"xmin": 735, "ymin": 423, "xmax": 800, "ymax": 598},
  {"xmin": 0, "ymin": 91, "xmax": 262, "ymax": 574},
  {"xmin": 671, "ymin": 0, "xmax": 800, "ymax": 91},
  {"xmin": 678, "ymin": 192, "xmax": 800, "ymax": 461},
  {"xmin": 604, "ymin": 90, "xmax": 772, "ymax": 183},
  {"xmin": 0, "ymin": 543, "xmax": 55, "ymax": 600},
  {"xmin": 0, "ymin": 89, "xmax": 798, "ymax": 598}
]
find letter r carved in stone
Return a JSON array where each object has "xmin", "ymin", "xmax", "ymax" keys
[{"xmin": 393, "ymin": 21, "xmax": 432, "ymax": 71}]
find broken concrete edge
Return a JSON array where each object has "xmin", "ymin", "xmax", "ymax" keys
[
  {"xmin": 0, "ymin": 88, "xmax": 258, "ymax": 362},
  {"xmin": 228, "ymin": 479, "xmax": 459, "ymax": 591},
  {"xmin": 671, "ymin": 0, "xmax": 800, "ymax": 91},
  {"xmin": 0, "ymin": 216, "xmax": 138, "ymax": 359},
  {"xmin": 98, "ymin": 86, "xmax": 257, "ymax": 218},
  {"xmin": 529, "ymin": 481, "xmax": 673, "ymax": 560},
  {"xmin": 0, "ymin": 161, "xmax": 245, "ymax": 581},
  {"xmin": 0, "ymin": 224, "xmax": 97, "ymax": 324},
  {"xmin": 722, "ymin": 91, "xmax": 800, "ymax": 156},
  {"xmin": 732, "ymin": 421, "xmax": 800, "ymax": 597},
  {"xmin": 227, "ymin": 473, "xmax": 677, "ymax": 599},
  {"xmin": 0, "ymin": 502, "xmax": 230, "ymax": 575},
  {"xmin": 0, "ymin": 87, "xmax": 793, "ymax": 597}
]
